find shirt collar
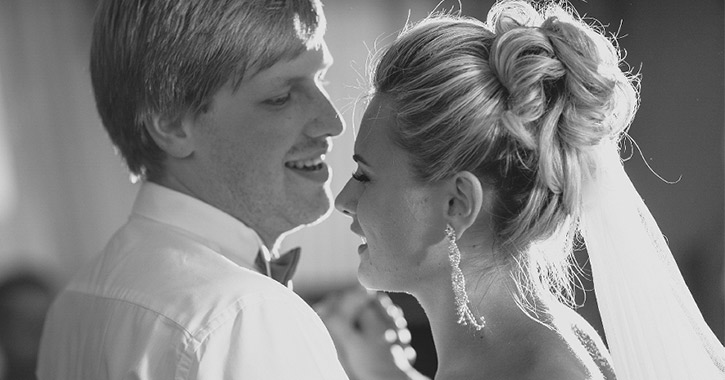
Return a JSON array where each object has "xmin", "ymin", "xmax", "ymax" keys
[{"xmin": 131, "ymin": 182, "xmax": 264, "ymax": 270}]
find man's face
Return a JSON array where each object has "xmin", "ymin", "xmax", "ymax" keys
[{"xmin": 189, "ymin": 41, "xmax": 344, "ymax": 246}]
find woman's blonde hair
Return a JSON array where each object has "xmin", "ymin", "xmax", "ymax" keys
[{"xmin": 371, "ymin": 0, "xmax": 639, "ymax": 308}]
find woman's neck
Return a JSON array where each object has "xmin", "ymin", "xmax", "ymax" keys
[{"xmin": 413, "ymin": 262, "xmax": 556, "ymax": 379}]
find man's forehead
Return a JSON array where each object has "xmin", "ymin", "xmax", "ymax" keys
[{"xmin": 252, "ymin": 42, "xmax": 331, "ymax": 84}]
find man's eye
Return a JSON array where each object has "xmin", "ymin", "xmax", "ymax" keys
[{"xmin": 265, "ymin": 93, "xmax": 291, "ymax": 106}]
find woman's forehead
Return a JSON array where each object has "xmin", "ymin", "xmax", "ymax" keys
[{"xmin": 356, "ymin": 95, "xmax": 393, "ymax": 148}]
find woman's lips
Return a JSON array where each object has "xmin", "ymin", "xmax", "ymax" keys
[{"xmin": 357, "ymin": 243, "xmax": 368, "ymax": 254}]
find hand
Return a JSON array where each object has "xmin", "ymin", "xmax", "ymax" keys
[{"xmin": 315, "ymin": 286, "xmax": 428, "ymax": 380}]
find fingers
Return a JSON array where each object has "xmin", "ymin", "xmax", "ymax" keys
[
  {"xmin": 356, "ymin": 298, "xmax": 390, "ymax": 336},
  {"xmin": 318, "ymin": 288, "xmax": 405, "ymax": 335},
  {"xmin": 314, "ymin": 286, "xmax": 372, "ymax": 342},
  {"xmin": 316, "ymin": 286, "xmax": 416, "ymax": 357},
  {"xmin": 367, "ymin": 293, "xmax": 416, "ymax": 363},
  {"xmin": 314, "ymin": 286, "xmax": 421, "ymax": 377},
  {"xmin": 316, "ymin": 286, "xmax": 366, "ymax": 316},
  {"xmin": 355, "ymin": 293, "xmax": 411, "ymax": 347},
  {"xmin": 375, "ymin": 293, "xmax": 410, "ymax": 340}
]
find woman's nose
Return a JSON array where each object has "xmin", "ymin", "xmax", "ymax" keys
[{"xmin": 334, "ymin": 179, "xmax": 356, "ymax": 217}]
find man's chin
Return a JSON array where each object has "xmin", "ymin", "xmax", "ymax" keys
[
  {"xmin": 282, "ymin": 193, "xmax": 333, "ymax": 233},
  {"xmin": 298, "ymin": 200, "xmax": 334, "ymax": 227},
  {"xmin": 306, "ymin": 186, "xmax": 334, "ymax": 223},
  {"xmin": 306, "ymin": 204, "xmax": 334, "ymax": 226}
]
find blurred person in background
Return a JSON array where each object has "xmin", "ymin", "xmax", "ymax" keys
[
  {"xmin": 332, "ymin": 1, "xmax": 725, "ymax": 379},
  {"xmin": 0, "ymin": 271, "xmax": 53, "ymax": 380}
]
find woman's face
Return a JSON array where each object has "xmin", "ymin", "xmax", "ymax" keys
[{"xmin": 335, "ymin": 95, "xmax": 447, "ymax": 292}]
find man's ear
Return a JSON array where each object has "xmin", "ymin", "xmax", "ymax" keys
[
  {"xmin": 444, "ymin": 171, "xmax": 485, "ymax": 236},
  {"xmin": 144, "ymin": 114, "xmax": 195, "ymax": 158}
]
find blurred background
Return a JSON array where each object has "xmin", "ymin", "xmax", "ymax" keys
[{"xmin": 0, "ymin": 0, "xmax": 721, "ymax": 378}]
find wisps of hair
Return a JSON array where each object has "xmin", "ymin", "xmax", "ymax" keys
[{"xmin": 370, "ymin": 0, "xmax": 639, "ymax": 311}]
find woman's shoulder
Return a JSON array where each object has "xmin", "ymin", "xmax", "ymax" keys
[
  {"xmin": 547, "ymin": 307, "xmax": 617, "ymax": 380},
  {"xmin": 521, "ymin": 319, "xmax": 590, "ymax": 380},
  {"xmin": 507, "ymin": 305, "xmax": 615, "ymax": 380},
  {"xmin": 568, "ymin": 315, "xmax": 617, "ymax": 379}
]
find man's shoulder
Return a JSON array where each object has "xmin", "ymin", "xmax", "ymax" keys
[{"xmin": 64, "ymin": 216, "xmax": 299, "ymax": 337}]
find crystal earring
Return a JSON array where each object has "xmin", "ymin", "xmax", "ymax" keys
[{"xmin": 445, "ymin": 224, "xmax": 485, "ymax": 330}]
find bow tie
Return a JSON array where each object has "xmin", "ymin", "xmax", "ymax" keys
[{"xmin": 254, "ymin": 247, "xmax": 301, "ymax": 289}]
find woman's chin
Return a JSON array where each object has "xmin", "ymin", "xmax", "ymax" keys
[
  {"xmin": 356, "ymin": 269, "xmax": 375, "ymax": 290},
  {"xmin": 357, "ymin": 266, "xmax": 400, "ymax": 293},
  {"xmin": 357, "ymin": 266, "xmax": 382, "ymax": 291}
]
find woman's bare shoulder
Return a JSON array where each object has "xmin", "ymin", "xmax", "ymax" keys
[
  {"xmin": 518, "ymin": 307, "xmax": 616, "ymax": 380},
  {"xmin": 569, "ymin": 318, "xmax": 617, "ymax": 379},
  {"xmin": 525, "ymin": 326, "xmax": 590, "ymax": 379},
  {"xmin": 552, "ymin": 307, "xmax": 617, "ymax": 380}
]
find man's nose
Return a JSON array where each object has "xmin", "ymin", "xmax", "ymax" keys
[{"xmin": 309, "ymin": 88, "xmax": 345, "ymax": 139}]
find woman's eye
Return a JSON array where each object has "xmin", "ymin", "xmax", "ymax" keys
[
  {"xmin": 264, "ymin": 93, "xmax": 291, "ymax": 106},
  {"xmin": 351, "ymin": 170, "xmax": 370, "ymax": 183}
]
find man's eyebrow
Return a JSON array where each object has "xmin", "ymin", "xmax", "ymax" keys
[
  {"xmin": 352, "ymin": 154, "xmax": 368, "ymax": 166},
  {"xmin": 274, "ymin": 65, "xmax": 331, "ymax": 87}
]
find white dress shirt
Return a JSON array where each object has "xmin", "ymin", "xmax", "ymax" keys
[{"xmin": 37, "ymin": 182, "xmax": 348, "ymax": 380}]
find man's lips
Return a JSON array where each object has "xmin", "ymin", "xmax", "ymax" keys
[
  {"xmin": 283, "ymin": 150, "xmax": 330, "ymax": 183},
  {"xmin": 284, "ymin": 154, "xmax": 326, "ymax": 170},
  {"xmin": 285, "ymin": 139, "xmax": 331, "ymax": 170}
]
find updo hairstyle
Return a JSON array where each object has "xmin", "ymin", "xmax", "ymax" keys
[{"xmin": 371, "ymin": 0, "xmax": 639, "ymax": 305}]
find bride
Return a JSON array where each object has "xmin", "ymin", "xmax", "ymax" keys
[{"xmin": 331, "ymin": 1, "xmax": 725, "ymax": 379}]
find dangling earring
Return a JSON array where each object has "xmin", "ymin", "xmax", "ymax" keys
[{"xmin": 445, "ymin": 224, "xmax": 485, "ymax": 331}]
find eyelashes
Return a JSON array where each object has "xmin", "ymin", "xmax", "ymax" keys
[
  {"xmin": 264, "ymin": 74, "xmax": 328, "ymax": 108},
  {"xmin": 264, "ymin": 93, "xmax": 291, "ymax": 106},
  {"xmin": 351, "ymin": 171, "xmax": 370, "ymax": 182}
]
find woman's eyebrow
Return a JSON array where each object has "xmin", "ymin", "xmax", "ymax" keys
[{"xmin": 352, "ymin": 154, "xmax": 369, "ymax": 166}]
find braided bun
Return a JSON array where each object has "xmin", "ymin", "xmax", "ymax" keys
[{"xmin": 488, "ymin": 2, "xmax": 638, "ymax": 219}]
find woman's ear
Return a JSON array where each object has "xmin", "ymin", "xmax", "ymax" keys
[
  {"xmin": 144, "ymin": 113, "xmax": 195, "ymax": 158},
  {"xmin": 444, "ymin": 171, "xmax": 485, "ymax": 236}
]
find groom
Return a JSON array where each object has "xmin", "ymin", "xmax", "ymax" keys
[{"xmin": 36, "ymin": 0, "xmax": 417, "ymax": 379}]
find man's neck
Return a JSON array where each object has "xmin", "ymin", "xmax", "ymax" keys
[{"xmin": 148, "ymin": 176, "xmax": 285, "ymax": 254}]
